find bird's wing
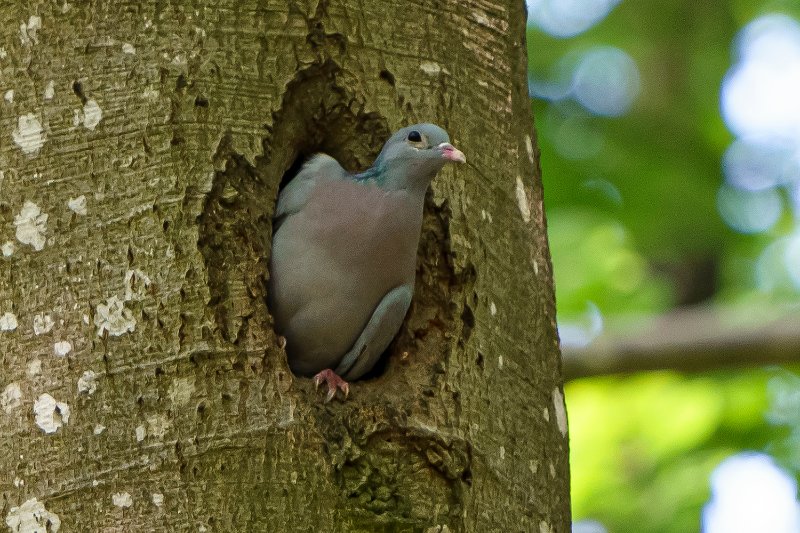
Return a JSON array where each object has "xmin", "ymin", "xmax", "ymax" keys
[
  {"xmin": 274, "ymin": 154, "xmax": 347, "ymax": 227},
  {"xmin": 335, "ymin": 284, "xmax": 413, "ymax": 381}
]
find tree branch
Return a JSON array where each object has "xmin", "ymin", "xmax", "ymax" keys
[{"xmin": 562, "ymin": 305, "xmax": 800, "ymax": 380}]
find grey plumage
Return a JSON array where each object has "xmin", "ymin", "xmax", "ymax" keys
[{"xmin": 268, "ymin": 124, "xmax": 465, "ymax": 390}]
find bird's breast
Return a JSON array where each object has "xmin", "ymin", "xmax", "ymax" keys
[{"xmin": 304, "ymin": 180, "xmax": 423, "ymax": 282}]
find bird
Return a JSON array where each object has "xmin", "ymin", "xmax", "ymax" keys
[{"xmin": 268, "ymin": 123, "xmax": 466, "ymax": 401}]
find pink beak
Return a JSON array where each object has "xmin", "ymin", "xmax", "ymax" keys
[{"xmin": 438, "ymin": 143, "xmax": 466, "ymax": 163}]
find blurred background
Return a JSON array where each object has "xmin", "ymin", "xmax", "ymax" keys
[{"xmin": 524, "ymin": 0, "xmax": 800, "ymax": 531}]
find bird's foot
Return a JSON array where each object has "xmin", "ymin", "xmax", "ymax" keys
[{"xmin": 313, "ymin": 369, "xmax": 350, "ymax": 403}]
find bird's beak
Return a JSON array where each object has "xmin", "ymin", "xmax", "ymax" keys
[{"xmin": 438, "ymin": 143, "xmax": 466, "ymax": 163}]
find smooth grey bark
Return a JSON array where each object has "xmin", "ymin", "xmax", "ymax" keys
[{"xmin": 0, "ymin": 1, "xmax": 568, "ymax": 531}]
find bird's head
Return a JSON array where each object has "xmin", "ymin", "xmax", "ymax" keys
[{"xmin": 372, "ymin": 123, "xmax": 466, "ymax": 191}]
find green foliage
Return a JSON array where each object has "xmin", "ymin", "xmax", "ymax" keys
[
  {"xmin": 528, "ymin": 0, "xmax": 800, "ymax": 530},
  {"xmin": 567, "ymin": 370, "xmax": 778, "ymax": 532}
]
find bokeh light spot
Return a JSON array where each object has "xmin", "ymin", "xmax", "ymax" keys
[
  {"xmin": 723, "ymin": 139, "xmax": 800, "ymax": 192},
  {"xmin": 527, "ymin": 0, "xmax": 621, "ymax": 38},
  {"xmin": 703, "ymin": 453, "xmax": 800, "ymax": 533},
  {"xmin": 721, "ymin": 14, "xmax": 800, "ymax": 143},
  {"xmin": 572, "ymin": 47, "xmax": 640, "ymax": 117},
  {"xmin": 716, "ymin": 183, "xmax": 782, "ymax": 234}
]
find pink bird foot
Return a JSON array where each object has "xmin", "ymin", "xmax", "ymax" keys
[{"xmin": 313, "ymin": 369, "xmax": 350, "ymax": 402}]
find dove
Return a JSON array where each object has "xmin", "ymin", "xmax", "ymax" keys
[{"xmin": 268, "ymin": 123, "xmax": 465, "ymax": 401}]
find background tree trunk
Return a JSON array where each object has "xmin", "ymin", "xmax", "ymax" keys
[{"xmin": 0, "ymin": 1, "xmax": 568, "ymax": 531}]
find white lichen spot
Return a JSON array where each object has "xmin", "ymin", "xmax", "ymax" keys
[
  {"xmin": 91, "ymin": 480, "xmax": 99, "ymax": 487},
  {"xmin": 12, "ymin": 114, "xmax": 45, "ymax": 154},
  {"xmin": 44, "ymin": 80, "xmax": 55, "ymax": 100},
  {"xmin": 1, "ymin": 383, "xmax": 22, "ymax": 413},
  {"xmin": 77, "ymin": 370, "xmax": 97, "ymax": 395},
  {"xmin": 4, "ymin": 89, "xmax": 14, "ymax": 103},
  {"xmin": 53, "ymin": 340, "xmax": 72, "ymax": 357},
  {"xmin": 0, "ymin": 48, "xmax": 6, "ymax": 59},
  {"xmin": 111, "ymin": 492, "xmax": 133, "ymax": 509},
  {"xmin": 14, "ymin": 201, "xmax": 48, "ymax": 250},
  {"xmin": 0, "ymin": 312, "xmax": 18, "ymax": 331},
  {"xmin": 135, "ymin": 424, "xmax": 146, "ymax": 442},
  {"xmin": 543, "ymin": 407, "xmax": 550, "ymax": 422},
  {"xmin": 82, "ymin": 314, "xmax": 90, "ymax": 325},
  {"xmin": 33, "ymin": 393, "xmax": 70, "ymax": 434},
  {"xmin": 553, "ymin": 387, "xmax": 568, "ymax": 437},
  {"xmin": 33, "ymin": 313, "xmax": 54, "ymax": 335},
  {"xmin": 93, "ymin": 423, "xmax": 106, "ymax": 435},
  {"xmin": 420, "ymin": 61, "xmax": 442, "ymax": 76},
  {"xmin": 539, "ymin": 521, "xmax": 552, "ymax": 533},
  {"xmin": 533, "ymin": 260, "xmax": 539, "ymax": 276},
  {"xmin": 151, "ymin": 493, "xmax": 164, "ymax": 507},
  {"xmin": 13, "ymin": 477, "xmax": 23, "ymax": 487},
  {"xmin": 5, "ymin": 497, "xmax": 61, "ymax": 532},
  {"xmin": 26, "ymin": 15, "xmax": 41, "ymax": 42},
  {"xmin": 124, "ymin": 269, "xmax": 151, "ymax": 301},
  {"xmin": 146, "ymin": 414, "xmax": 171, "ymax": 439},
  {"xmin": 490, "ymin": 302, "xmax": 497, "ymax": 316},
  {"xmin": 67, "ymin": 195, "xmax": 87, "ymax": 215},
  {"xmin": 27, "ymin": 359, "xmax": 41, "ymax": 377},
  {"xmin": 515, "ymin": 176, "xmax": 532, "ymax": 223},
  {"xmin": 71, "ymin": 109, "xmax": 81, "ymax": 127},
  {"xmin": 499, "ymin": 446, "xmax": 505, "ymax": 460},
  {"xmin": 498, "ymin": 355, "xmax": 503, "ymax": 369},
  {"xmin": 94, "ymin": 295, "xmax": 136, "ymax": 336},
  {"xmin": 525, "ymin": 134, "xmax": 534, "ymax": 164},
  {"xmin": 122, "ymin": 42, "xmax": 136, "ymax": 54},
  {"xmin": 1, "ymin": 241, "xmax": 14, "ymax": 257},
  {"xmin": 142, "ymin": 86, "xmax": 159, "ymax": 101},
  {"xmin": 81, "ymin": 99, "xmax": 102, "ymax": 130},
  {"xmin": 549, "ymin": 461, "xmax": 556, "ymax": 478},
  {"xmin": 168, "ymin": 377, "xmax": 195, "ymax": 405}
]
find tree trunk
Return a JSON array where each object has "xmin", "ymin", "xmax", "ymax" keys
[{"xmin": 0, "ymin": 1, "xmax": 568, "ymax": 531}]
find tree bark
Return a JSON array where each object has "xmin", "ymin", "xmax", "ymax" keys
[{"xmin": 0, "ymin": 1, "xmax": 568, "ymax": 531}]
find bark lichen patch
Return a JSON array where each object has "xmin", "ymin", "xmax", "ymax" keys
[
  {"xmin": 33, "ymin": 313, "xmax": 55, "ymax": 335},
  {"xmin": 19, "ymin": 15, "xmax": 42, "ymax": 46},
  {"xmin": 525, "ymin": 134, "xmax": 534, "ymax": 164},
  {"xmin": 33, "ymin": 393, "xmax": 70, "ymax": 433},
  {"xmin": 124, "ymin": 269, "xmax": 151, "ymax": 301},
  {"xmin": 552, "ymin": 387, "xmax": 568, "ymax": 437},
  {"xmin": 94, "ymin": 296, "xmax": 136, "ymax": 336},
  {"xmin": 2, "ymin": 241, "xmax": 15, "ymax": 257},
  {"xmin": 420, "ymin": 61, "xmax": 443, "ymax": 76},
  {"xmin": 12, "ymin": 114, "xmax": 45, "ymax": 155},
  {"xmin": 77, "ymin": 370, "xmax": 97, "ymax": 395},
  {"xmin": 27, "ymin": 359, "xmax": 41, "ymax": 376},
  {"xmin": 111, "ymin": 492, "xmax": 133, "ymax": 508},
  {"xmin": 1, "ymin": 382, "xmax": 22, "ymax": 412},
  {"xmin": 1, "ymin": 311, "xmax": 18, "ymax": 331},
  {"xmin": 5, "ymin": 497, "xmax": 61, "ymax": 532},
  {"xmin": 14, "ymin": 200, "xmax": 48, "ymax": 250},
  {"xmin": 67, "ymin": 195, "xmax": 87, "ymax": 215},
  {"xmin": 80, "ymin": 99, "xmax": 103, "ymax": 130},
  {"xmin": 515, "ymin": 175, "xmax": 532, "ymax": 223},
  {"xmin": 53, "ymin": 340, "xmax": 72, "ymax": 357}
]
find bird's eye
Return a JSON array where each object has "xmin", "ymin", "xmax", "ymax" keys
[{"xmin": 407, "ymin": 130, "xmax": 422, "ymax": 143}]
